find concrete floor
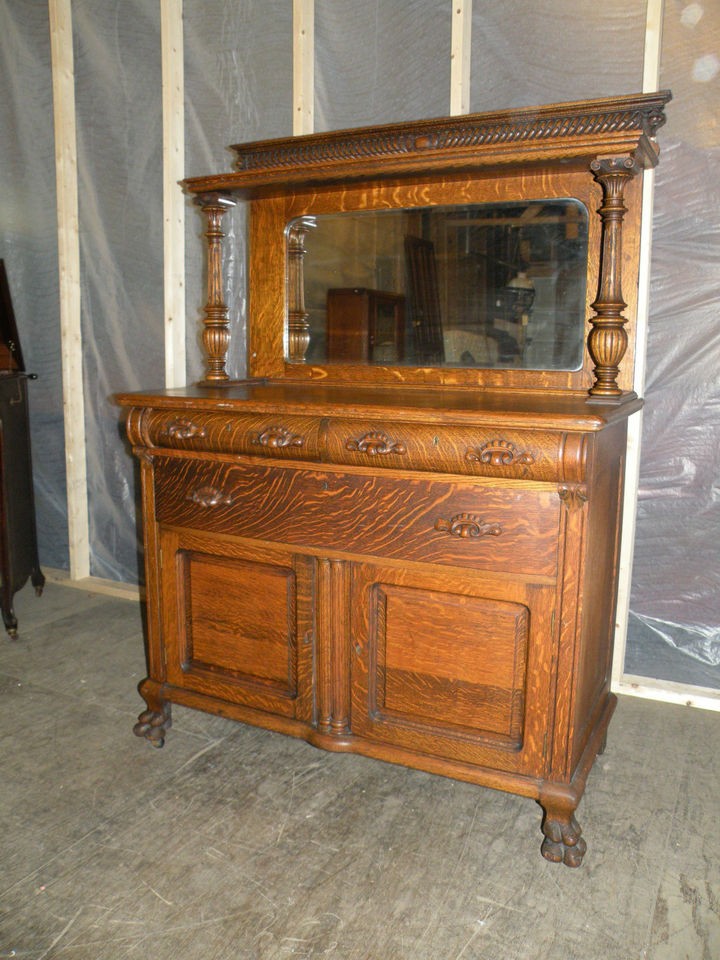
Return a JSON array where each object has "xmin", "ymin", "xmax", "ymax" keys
[{"xmin": 1, "ymin": 582, "xmax": 718, "ymax": 960}]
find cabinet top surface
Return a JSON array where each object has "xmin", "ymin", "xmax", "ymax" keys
[{"xmin": 116, "ymin": 380, "xmax": 642, "ymax": 431}]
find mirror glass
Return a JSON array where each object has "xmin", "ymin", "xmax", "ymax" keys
[{"xmin": 287, "ymin": 199, "xmax": 589, "ymax": 370}]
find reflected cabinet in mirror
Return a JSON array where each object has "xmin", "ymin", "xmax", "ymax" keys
[{"xmin": 287, "ymin": 200, "xmax": 589, "ymax": 371}]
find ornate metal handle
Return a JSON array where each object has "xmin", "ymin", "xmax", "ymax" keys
[
  {"xmin": 465, "ymin": 439, "xmax": 534, "ymax": 467},
  {"xmin": 345, "ymin": 431, "xmax": 406, "ymax": 455},
  {"xmin": 162, "ymin": 417, "xmax": 207, "ymax": 440},
  {"xmin": 251, "ymin": 426, "xmax": 304, "ymax": 448},
  {"xmin": 434, "ymin": 513, "xmax": 502, "ymax": 539},
  {"xmin": 186, "ymin": 485, "xmax": 234, "ymax": 508}
]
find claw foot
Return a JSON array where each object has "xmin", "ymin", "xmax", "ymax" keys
[
  {"xmin": 134, "ymin": 707, "xmax": 171, "ymax": 747},
  {"xmin": 541, "ymin": 814, "xmax": 587, "ymax": 867}
]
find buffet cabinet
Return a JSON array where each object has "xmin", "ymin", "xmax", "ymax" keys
[
  {"xmin": 123, "ymin": 388, "xmax": 635, "ymax": 867},
  {"xmin": 118, "ymin": 91, "xmax": 670, "ymax": 865}
]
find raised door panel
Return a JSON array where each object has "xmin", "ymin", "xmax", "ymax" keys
[
  {"xmin": 159, "ymin": 527, "xmax": 314, "ymax": 722},
  {"xmin": 351, "ymin": 563, "xmax": 554, "ymax": 775}
]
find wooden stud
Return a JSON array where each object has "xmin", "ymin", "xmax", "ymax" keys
[
  {"xmin": 48, "ymin": 0, "xmax": 90, "ymax": 581},
  {"xmin": 613, "ymin": 0, "xmax": 665, "ymax": 689},
  {"xmin": 616, "ymin": 675, "xmax": 720, "ymax": 714},
  {"xmin": 293, "ymin": 0, "xmax": 314, "ymax": 136},
  {"xmin": 161, "ymin": 0, "xmax": 186, "ymax": 388},
  {"xmin": 450, "ymin": 0, "xmax": 472, "ymax": 117}
]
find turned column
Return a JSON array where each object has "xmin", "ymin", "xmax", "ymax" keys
[
  {"xmin": 196, "ymin": 193, "xmax": 236, "ymax": 384},
  {"xmin": 587, "ymin": 156, "xmax": 640, "ymax": 399},
  {"xmin": 286, "ymin": 217, "xmax": 315, "ymax": 362}
]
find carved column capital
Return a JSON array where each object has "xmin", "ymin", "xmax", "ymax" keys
[
  {"xmin": 558, "ymin": 483, "xmax": 589, "ymax": 512},
  {"xmin": 590, "ymin": 155, "xmax": 642, "ymax": 181}
]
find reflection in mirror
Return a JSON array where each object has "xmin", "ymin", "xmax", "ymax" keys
[{"xmin": 286, "ymin": 200, "xmax": 589, "ymax": 371}]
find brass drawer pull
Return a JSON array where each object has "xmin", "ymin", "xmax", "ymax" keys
[
  {"xmin": 345, "ymin": 431, "xmax": 406, "ymax": 455},
  {"xmin": 465, "ymin": 439, "xmax": 534, "ymax": 467},
  {"xmin": 186, "ymin": 485, "xmax": 234, "ymax": 508},
  {"xmin": 434, "ymin": 513, "xmax": 502, "ymax": 539},
  {"xmin": 162, "ymin": 417, "xmax": 207, "ymax": 440},
  {"xmin": 251, "ymin": 426, "xmax": 304, "ymax": 448}
]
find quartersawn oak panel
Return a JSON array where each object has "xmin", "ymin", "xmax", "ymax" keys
[
  {"xmin": 376, "ymin": 584, "xmax": 528, "ymax": 743},
  {"xmin": 155, "ymin": 456, "xmax": 560, "ymax": 578},
  {"xmin": 182, "ymin": 552, "xmax": 296, "ymax": 691},
  {"xmin": 160, "ymin": 529, "xmax": 314, "ymax": 720},
  {"xmin": 349, "ymin": 563, "xmax": 553, "ymax": 774}
]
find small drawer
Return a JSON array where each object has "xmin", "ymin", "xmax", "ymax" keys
[
  {"xmin": 142, "ymin": 410, "xmax": 322, "ymax": 461},
  {"xmin": 324, "ymin": 419, "xmax": 568, "ymax": 481},
  {"xmin": 154, "ymin": 457, "xmax": 560, "ymax": 578}
]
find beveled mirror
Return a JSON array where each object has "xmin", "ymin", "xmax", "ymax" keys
[{"xmin": 287, "ymin": 200, "xmax": 589, "ymax": 371}]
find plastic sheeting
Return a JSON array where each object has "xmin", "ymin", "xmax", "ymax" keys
[
  {"xmin": 0, "ymin": 2, "xmax": 718, "ymax": 687},
  {"xmin": 0, "ymin": 3, "xmax": 67, "ymax": 569},
  {"xmin": 73, "ymin": 0, "xmax": 164, "ymax": 582},
  {"xmin": 629, "ymin": 2, "xmax": 720, "ymax": 676}
]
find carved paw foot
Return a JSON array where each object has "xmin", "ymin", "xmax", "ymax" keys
[
  {"xmin": 541, "ymin": 815, "xmax": 587, "ymax": 867},
  {"xmin": 134, "ymin": 708, "xmax": 171, "ymax": 747}
]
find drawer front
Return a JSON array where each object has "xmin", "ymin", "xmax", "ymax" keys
[
  {"xmin": 325, "ymin": 419, "xmax": 570, "ymax": 481},
  {"xmin": 142, "ymin": 409, "xmax": 322, "ymax": 460},
  {"xmin": 155, "ymin": 457, "xmax": 560, "ymax": 577}
]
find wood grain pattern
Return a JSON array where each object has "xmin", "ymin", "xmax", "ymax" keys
[
  {"xmin": 326, "ymin": 418, "xmax": 567, "ymax": 480},
  {"xmin": 247, "ymin": 168, "xmax": 605, "ymax": 392},
  {"xmin": 158, "ymin": 528, "xmax": 314, "ymax": 721},
  {"xmin": 184, "ymin": 92, "xmax": 670, "ymax": 196},
  {"xmin": 142, "ymin": 408, "xmax": 322, "ymax": 460},
  {"xmin": 118, "ymin": 384, "xmax": 643, "ymax": 433},
  {"xmin": 154, "ymin": 456, "xmax": 561, "ymax": 578},
  {"xmin": 376, "ymin": 585, "xmax": 528, "ymax": 742},
  {"xmin": 349, "ymin": 562, "xmax": 554, "ymax": 774},
  {"xmin": 316, "ymin": 558, "xmax": 351, "ymax": 737},
  {"xmin": 138, "ymin": 407, "xmax": 591, "ymax": 483}
]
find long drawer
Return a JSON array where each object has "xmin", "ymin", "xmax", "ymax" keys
[{"xmin": 154, "ymin": 457, "xmax": 560, "ymax": 578}]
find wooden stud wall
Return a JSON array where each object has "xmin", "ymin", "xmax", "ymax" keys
[
  {"xmin": 49, "ymin": 0, "xmax": 90, "ymax": 581},
  {"xmin": 161, "ymin": 0, "xmax": 186, "ymax": 389}
]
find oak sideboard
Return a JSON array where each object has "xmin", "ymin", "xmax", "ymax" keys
[{"xmin": 118, "ymin": 91, "xmax": 670, "ymax": 866}]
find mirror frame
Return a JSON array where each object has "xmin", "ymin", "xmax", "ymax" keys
[
  {"xmin": 247, "ymin": 169, "xmax": 640, "ymax": 393},
  {"xmin": 183, "ymin": 91, "xmax": 670, "ymax": 398}
]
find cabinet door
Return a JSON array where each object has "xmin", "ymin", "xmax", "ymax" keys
[
  {"xmin": 350, "ymin": 562, "xmax": 554, "ymax": 775},
  {"xmin": 158, "ymin": 527, "xmax": 314, "ymax": 722}
]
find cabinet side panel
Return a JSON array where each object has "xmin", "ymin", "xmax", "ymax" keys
[{"xmin": 570, "ymin": 421, "xmax": 627, "ymax": 771}]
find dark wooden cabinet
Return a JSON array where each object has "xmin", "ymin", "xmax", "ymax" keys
[
  {"xmin": 327, "ymin": 288, "xmax": 405, "ymax": 362},
  {"xmin": 0, "ymin": 261, "xmax": 44, "ymax": 636},
  {"xmin": 118, "ymin": 92, "xmax": 670, "ymax": 867}
]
